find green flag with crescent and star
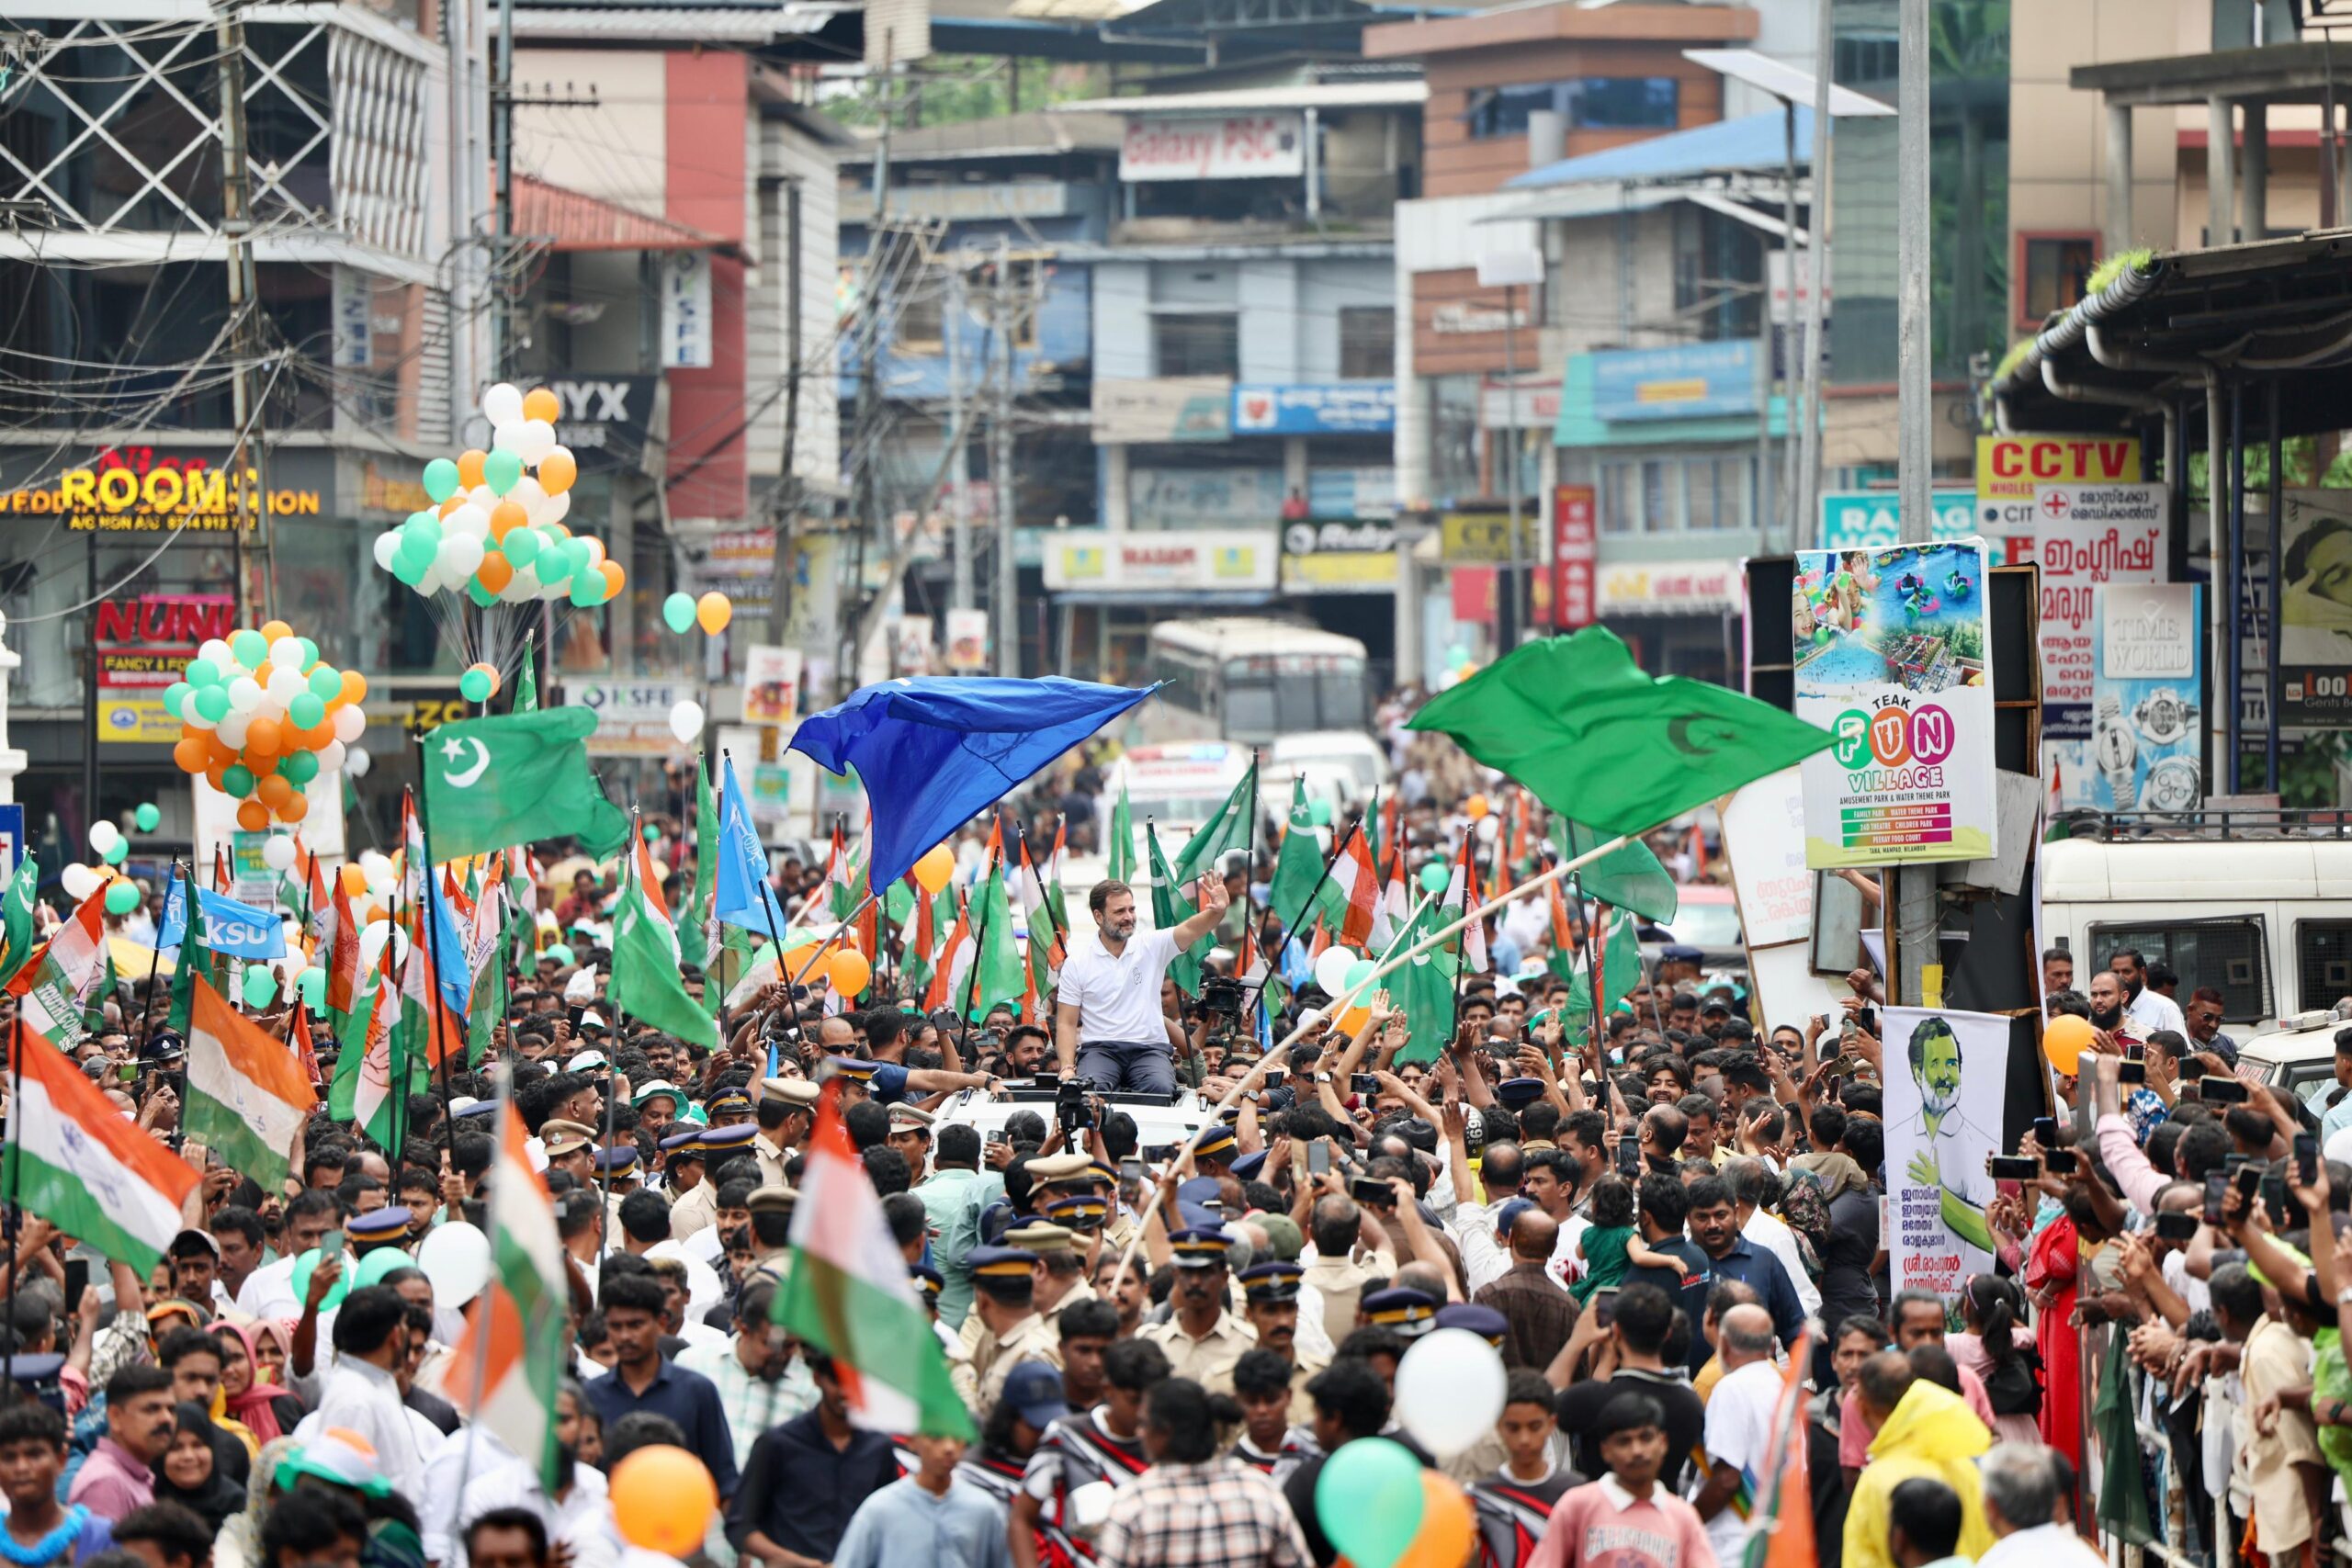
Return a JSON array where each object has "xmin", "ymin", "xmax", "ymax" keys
[
  {"xmin": 420, "ymin": 709, "xmax": 629, "ymax": 863},
  {"xmin": 1407, "ymin": 627, "xmax": 1835, "ymax": 839}
]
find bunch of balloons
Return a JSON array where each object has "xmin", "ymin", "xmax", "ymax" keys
[
  {"xmin": 163, "ymin": 620, "xmax": 365, "ymax": 831},
  {"xmin": 661, "ymin": 592, "xmax": 733, "ymax": 636},
  {"xmin": 1310, "ymin": 945, "xmax": 1379, "ymax": 1033},
  {"xmin": 379, "ymin": 384, "xmax": 623, "ymax": 610}
]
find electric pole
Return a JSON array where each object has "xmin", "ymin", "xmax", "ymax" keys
[
  {"xmin": 214, "ymin": 0, "xmax": 272, "ymax": 622},
  {"xmin": 991, "ymin": 235, "xmax": 1020, "ymax": 677},
  {"xmin": 1893, "ymin": 0, "xmax": 1935, "ymax": 1009},
  {"xmin": 492, "ymin": 0, "xmax": 515, "ymax": 376},
  {"xmin": 948, "ymin": 259, "xmax": 973, "ymax": 614}
]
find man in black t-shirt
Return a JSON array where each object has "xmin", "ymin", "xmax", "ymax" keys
[
  {"xmin": 1553, "ymin": 1282, "xmax": 1710, "ymax": 1492},
  {"xmin": 1620, "ymin": 1172, "xmax": 1715, "ymax": 1374},
  {"xmin": 1283, "ymin": 1359, "xmax": 1402, "ymax": 1567}
]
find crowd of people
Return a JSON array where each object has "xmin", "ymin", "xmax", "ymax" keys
[{"xmin": 5, "ymin": 723, "xmax": 2325, "ymax": 1568}]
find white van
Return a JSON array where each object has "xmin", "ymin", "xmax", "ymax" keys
[
  {"xmin": 1108, "ymin": 741, "xmax": 1253, "ymax": 846},
  {"xmin": 2041, "ymin": 833, "xmax": 2352, "ymax": 1029}
]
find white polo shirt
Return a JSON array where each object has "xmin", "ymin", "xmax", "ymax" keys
[{"xmin": 1057, "ymin": 928, "xmax": 1180, "ymax": 1044}]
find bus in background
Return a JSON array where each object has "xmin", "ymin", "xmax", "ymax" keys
[{"xmin": 1144, "ymin": 618, "xmax": 1371, "ymax": 746}]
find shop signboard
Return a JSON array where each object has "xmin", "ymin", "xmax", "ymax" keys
[
  {"xmin": 1792, "ymin": 539, "xmax": 1998, "ymax": 867},
  {"xmin": 1588, "ymin": 341, "xmax": 1758, "ymax": 423},
  {"xmin": 1091, "ymin": 378, "xmax": 1232, "ymax": 446},
  {"xmin": 1120, "ymin": 115, "xmax": 1305, "ymax": 181},
  {"xmin": 1128, "ymin": 466, "xmax": 1280, "ymax": 528},
  {"xmin": 1550, "ymin": 485, "xmax": 1596, "ymax": 630},
  {"xmin": 2090, "ymin": 585, "xmax": 2204, "ymax": 817},
  {"xmin": 1818, "ymin": 490, "xmax": 1977, "ymax": 550},
  {"xmin": 1281, "ymin": 521, "xmax": 1396, "ymax": 592},
  {"xmin": 1439, "ymin": 510, "xmax": 1539, "ymax": 566},
  {"xmin": 2031, "ymin": 481, "xmax": 2165, "ymax": 742},
  {"xmin": 1592, "ymin": 559, "xmax": 1738, "ymax": 616},
  {"xmin": 95, "ymin": 592, "xmax": 236, "ymax": 745},
  {"xmin": 2276, "ymin": 491, "xmax": 2352, "ymax": 726},
  {"xmin": 560, "ymin": 680, "xmax": 698, "ymax": 756},
  {"xmin": 2, "ymin": 453, "xmax": 322, "ymax": 533},
  {"xmin": 1972, "ymin": 433, "xmax": 2140, "ymax": 537},
  {"xmin": 741, "ymin": 645, "xmax": 802, "ymax": 727},
  {"xmin": 944, "ymin": 610, "xmax": 989, "ymax": 672},
  {"xmin": 1043, "ymin": 530, "xmax": 1274, "ymax": 593},
  {"xmin": 1230, "ymin": 382, "xmax": 1396, "ymax": 435}
]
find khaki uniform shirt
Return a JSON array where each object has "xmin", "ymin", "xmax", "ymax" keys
[{"xmin": 1142, "ymin": 1311, "xmax": 1257, "ymax": 1392}]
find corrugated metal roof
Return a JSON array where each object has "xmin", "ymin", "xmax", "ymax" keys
[
  {"xmin": 1508, "ymin": 107, "xmax": 1812, "ymax": 190},
  {"xmin": 512, "ymin": 174, "xmax": 731, "ymax": 254},
  {"xmin": 840, "ymin": 109, "xmax": 1126, "ymax": 162},
  {"xmin": 511, "ymin": 4, "xmax": 841, "ymax": 39},
  {"xmin": 1049, "ymin": 79, "xmax": 1426, "ymax": 114}
]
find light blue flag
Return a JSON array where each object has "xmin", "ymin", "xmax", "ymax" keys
[
  {"xmin": 160, "ymin": 882, "xmax": 286, "ymax": 960},
  {"xmin": 715, "ymin": 757, "xmax": 792, "ymax": 934}
]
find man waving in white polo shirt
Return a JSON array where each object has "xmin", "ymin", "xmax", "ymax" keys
[{"xmin": 1054, "ymin": 876, "xmax": 1227, "ymax": 1094}]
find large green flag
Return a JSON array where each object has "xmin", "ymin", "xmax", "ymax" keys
[
  {"xmin": 679, "ymin": 755, "xmax": 718, "ymax": 975},
  {"xmin": 1107, "ymin": 779, "xmax": 1136, "ymax": 884},
  {"xmin": 0, "ymin": 850, "xmax": 37, "ymax": 989},
  {"xmin": 1267, "ymin": 778, "xmax": 1326, "ymax": 937},
  {"xmin": 1378, "ymin": 898, "xmax": 1457, "ymax": 1065},
  {"xmin": 166, "ymin": 868, "xmax": 220, "ymax": 1035},
  {"xmin": 1598, "ymin": 906, "xmax": 1640, "ymax": 1010},
  {"xmin": 513, "ymin": 632, "xmax": 538, "ymax": 714},
  {"xmin": 1171, "ymin": 760, "xmax": 1256, "ymax": 886},
  {"xmin": 420, "ymin": 708, "xmax": 628, "ymax": 862},
  {"xmin": 1147, "ymin": 823, "xmax": 1204, "ymax": 998},
  {"xmin": 609, "ymin": 862, "xmax": 719, "ymax": 1049},
  {"xmin": 965, "ymin": 857, "xmax": 1026, "ymax": 1022},
  {"xmin": 466, "ymin": 916, "xmax": 510, "ymax": 1066},
  {"xmin": 1558, "ymin": 820, "xmax": 1679, "ymax": 925},
  {"xmin": 1408, "ymin": 626, "xmax": 1834, "ymax": 838}
]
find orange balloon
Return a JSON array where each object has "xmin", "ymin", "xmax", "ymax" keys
[
  {"xmin": 695, "ymin": 592, "xmax": 731, "ymax": 634},
  {"xmin": 1393, "ymin": 1473, "xmax": 1477, "ymax": 1568},
  {"xmin": 1464, "ymin": 794, "xmax": 1489, "ymax": 820},
  {"xmin": 235, "ymin": 800, "xmax": 270, "ymax": 831},
  {"xmin": 205, "ymin": 766, "xmax": 228, "ymax": 793},
  {"xmin": 478, "ymin": 554, "xmax": 514, "ymax": 592},
  {"xmin": 439, "ymin": 495, "xmax": 465, "ymax": 519},
  {"xmin": 243, "ymin": 750, "xmax": 279, "ymax": 777},
  {"xmin": 257, "ymin": 774, "xmax": 296, "ymax": 809},
  {"xmin": 537, "ymin": 448, "xmax": 578, "ymax": 495},
  {"xmin": 247, "ymin": 716, "xmax": 283, "ymax": 756},
  {"xmin": 600, "ymin": 560, "xmax": 625, "ymax": 596},
  {"xmin": 259, "ymin": 620, "xmax": 292, "ymax": 645},
  {"xmin": 522, "ymin": 387, "xmax": 560, "ymax": 423},
  {"xmin": 609, "ymin": 1446, "xmax": 718, "ymax": 1556},
  {"xmin": 253, "ymin": 660, "xmax": 274, "ymax": 686},
  {"xmin": 174, "ymin": 738, "xmax": 209, "ymax": 773},
  {"xmin": 2043, "ymin": 1013, "xmax": 2095, "ymax": 1077},
  {"xmin": 491, "ymin": 501, "xmax": 526, "ymax": 539},
  {"xmin": 339, "ymin": 864, "xmax": 368, "ymax": 896},
  {"xmin": 208, "ymin": 734, "xmax": 239, "ymax": 767},
  {"xmin": 1337, "ymin": 1006, "xmax": 1370, "ymax": 1034},
  {"xmin": 303, "ymin": 722, "xmax": 337, "ymax": 750},
  {"xmin": 828, "ymin": 950, "xmax": 873, "ymax": 998},
  {"xmin": 546, "ymin": 522, "xmax": 571, "ymax": 541},
  {"xmin": 276, "ymin": 798, "xmax": 308, "ymax": 824},
  {"xmin": 342, "ymin": 671, "xmax": 368, "ymax": 705},
  {"xmin": 457, "ymin": 449, "xmax": 489, "ymax": 489}
]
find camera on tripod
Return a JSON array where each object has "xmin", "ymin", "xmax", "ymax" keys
[
  {"xmin": 1200, "ymin": 976, "xmax": 1246, "ymax": 1019},
  {"xmin": 1057, "ymin": 1075, "xmax": 1096, "ymax": 1134}
]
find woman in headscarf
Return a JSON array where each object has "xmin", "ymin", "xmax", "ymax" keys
[
  {"xmin": 209, "ymin": 1322, "xmax": 302, "ymax": 1446},
  {"xmin": 153, "ymin": 1404, "xmax": 251, "ymax": 1537},
  {"xmin": 211, "ymin": 1436, "xmax": 298, "ymax": 1568},
  {"xmin": 248, "ymin": 1321, "xmax": 295, "ymax": 1391}
]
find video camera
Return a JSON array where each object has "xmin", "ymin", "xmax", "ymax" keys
[{"xmin": 1057, "ymin": 1075, "xmax": 1097, "ymax": 1135}]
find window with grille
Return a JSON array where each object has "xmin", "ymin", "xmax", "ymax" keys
[
  {"xmin": 1339, "ymin": 308, "xmax": 1394, "ymax": 379},
  {"xmin": 1154, "ymin": 314, "xmax": 1239, "ymax": 378},
  {"xmin": 2089, "ymin": 918, "xmax": 2271, "ymax": 1023},
  {"xmin": 2295, "ymin": 921, "xmax": 2352, "ymax": 1014}
]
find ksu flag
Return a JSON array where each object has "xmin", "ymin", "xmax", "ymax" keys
[
  {"xmin": 715, "ymin": 758, "xmax": 793, "ymax": 934},
  {"xmin": 159, "ymin": 882, "xmax": 286, "ymax": 960}
]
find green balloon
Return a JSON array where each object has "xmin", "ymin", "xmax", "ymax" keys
[
  {"xmin": 459, "ymin": 666, "xmax": 493, "ymax": 703},
  {"xmin": 194, "ymin": 687, "xmax": 230, "ymax": 724},
  {"xmin": 102, "ymin": 840, "xmax": 127, "ymax": 866},
  {"xmin": 642, "ymin": 822, "xmax": 661, "ymax": 843},
  {"xmin": 297, "ymin": 966, "xmax": 326, "ymax": 1010},
  {"xmin": 1445, "ymin": 643, "xmax": 1470, "ymax": 667},
  {"xmin": 288, "ymin": 1247, "xmax": 348, "ymax": 1314},
  {"xmin": 466, "ymin": 579, "xmax": 497, "ymax": 608},
  {"xmin": 1419, "ymin": 862, "xmax": 1449, "ymax": 894},
  {"xmin": 354, "ymin": 1248, "xmax": 411, "ymax": 1290},
  {"xmin": 569, "ymin": 574, "xmax": 604, "ymax": 608},
  {"xmin": 564, "ymin": 540, "xmax": 594, "ymax": 581},
  {"xmin": 185, "ymin": 660, "xmax": 223, "ymax": 688},
  {"xmin": 133, "ymin": 803, "xmax": 160, "ymax": 832},
  {"xmin": 105, "ymin": 879, "xmax": 141, "ymax": 915},
  {"xmin": 278, "ymin": 750, "xmax": 319, "ymax": 785},
  {"xmin": 484, "ymin": 449, "xmax": 525, "ymax": 495},
  {"xmin": 503, "ymin": 527, "xmax": 541, "ymax": 568},
  {"xmin": 230, "ymin": 629, "xmax": 266, "ymax": 668},
  {"xmin": 296, "ymin": 637, "xmax": 319, "ymax": 669},
  {"xmin": 405, "ymin": 513, "xmax": 444, "ymax": 548},
  {"xmin": 1343, "ymin": 959, "xmax": 1376, "ymax": 992},
  {"xmin": 307, "ymin": 666, "xmax": 341, "ymax": 700},
  {"xmin": 1307, "ymin": 799, "xmax": 1333, "ymax": 827},
  {"xmin": 222, "ymin": 763, "xmax": 255, "ymax": 796},
  {"xmin": 163, "ymin": 681, "xmax": 192, "ymax": 716},
  {"xmin": 392, "ymin": 551, "xmax": 428, "ymax": 587},
  {"xmin": 662, "ymin": 592, "xmax": 696, "ymax": 634},
  {"xmin": 242, "ymin": 964, "xmax": 278, "ymax": 1008},
  {"xmin": 1315, "ymin": 1438, "xmax": 1424, "ymax": 1568},
  {"xmin": 546, "ymin": 943, "xmax": 575, "ymax": 969},
  {"xmin": 422, "ymin": 458, "xmax": 461, "ymax": 502},
  {"xmin": 288, "ymin": 693, "xmax": 326, "ymax": 729}
]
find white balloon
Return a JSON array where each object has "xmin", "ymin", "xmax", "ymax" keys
[
  {"xmin": 515, "ymin": 419, "xmax": 557, "ymax": 463},
  {"xmin": 87, "ymin": 821, "xmax": 120, "ymax": 854},
  {"xmin": 491, "ymin": 420, "xmax": 526, "ymax": 454},
  {"xmin": 507, "ymin": 477, "xmax": 548, "ymax": 513},
  {"xmin": 261, "ymin": 836, "xmax": 298, "ymax": 872},
  {"xmin": 1312, "ymin": 945, "xmax": 1361, "ymax": 999},
  {"xmin": 346, "ymin": 745, "xmax": 372, "ymax": 779},
  {"xmin": 198, "ymin": 638, "xmax": 232, "ymax": 668},
  {"xmin": 416, "ymin": 1222, "xmax": 493, "ymax": 1307},
  {"xmin": 60, "ymin": 863, "xmax": 100, "ymax": 902},
  {"xmin": 316, "ymin": 739, "xmax": 346, "ymax": 773},
  {"xmin": 581, "ymin": 536, "xmax": 605, "ymax": 569},
  {"xmin": 359, "ymin": 851, "xmax": 392, "ymax": 882},
  {"xmin": 333, "ymin": 704, "xmax": 367, "ymax": 743},
  {"xmin": 541, "ymin": 491, "xmax": 571, "ymax": 525},
  {"xmin": 372, "ymin": 532, "xmax": 401, "ymax": 570},
  {"xmin": 356, "ymin": 919, "xmax": 409, "ymax": 974},
  {"xmin": 227, "ymin": 676, "xmax": 263, "ymax": 712},
  {"xmin": 1394, "ymin": 1328, "xmax": 1509, "ymax": 1457},
  {"xmin": 447, "ymin": 503, "xmax": 491, "ymax": 540},
  {"xmin": 268, "ymin": 637, "xmax": 304, "ymax": 671},
  {"xmin": 266, "ymin": 667, "xmax": 305, "ymax": 706},
  {"xmin": 482, "ymin": 382, "xmax": 525, "ymax": 426},
  {"xmin": 669, "ymin": 699, "xmax": 706, "ymax": 744},
  {"xmin": 217, "ymin": 711, "xmax": 251, "ymax": 749},
  {"xmin": 1476, "ymin": 815, "xmax": 1499, "ymax": 844},
  {"xmin": 468, "ymin": 484, "xmax": 500, "ymax": 511},
  {"xmin": 442, "ymin": 535, "xmax": 485, "ymax": 578},
  {"xmin": 183, "ymin": 705, "xmax": 215, "ymax": 732}
]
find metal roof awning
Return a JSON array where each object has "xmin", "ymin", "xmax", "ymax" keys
[
  {"xmin": 512, "ymin": 174, "xmax": 737, "ymax": 256},
  {"xmin": 1681, "ymin": 49, "xmax": 1894, "ymax": 118},
  {"xmin": 510, "ymin": 3, "xmax": 843, "ymax": 40},
  {"xmin": 1510, "ymin": 107, "xmax": 1815, "ymax": 191},
  {"xmin": 1051, "ymin": 79, "xmax": 1428, "ymax": 114},
  {"xmin": 1989, "ymin": 229, "xmax": 2352, "ymax": 436},
  {"xmin": 1050, "ymin": 588, "xmax": 1281, "ymax": 607}
]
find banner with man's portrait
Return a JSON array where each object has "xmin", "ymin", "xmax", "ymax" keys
[{"xmin": 1882, "ymin": 1006, "xmax": 2015, "ymax": 1300}]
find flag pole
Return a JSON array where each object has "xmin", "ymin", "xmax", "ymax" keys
[
  {"xmin": 2, "ymin": 1004, "xmax": 23, "ymax": 1391},
  {"xmin": 723, "ymin": 749, "xmax": 814, "ymax": 1053},
  {"xmin": 954, "ymin": 860, "xmax": 994, "ymax": 1066},
  {"xmin": 451, "ymin": 1043, "xmax": 511, "ymax": 1508},
  {"xmin": 1237, "ymin": 818, "xmax": 1355, "ymax": 1019},
  {"xmin": 1240, "ymin": 756, "xmax": 1261, "ymax": 1041},
  {"xmin": 138, "ymin": 860, "xmax": 181, "ymax": 1057},
  {"xmin": 413, "ymin": 737, "xmax": 461, "ymax": 1145},
  {"xmin": 1107, "ymin": 819, "xmax": 1649, "ymax": 1294}
]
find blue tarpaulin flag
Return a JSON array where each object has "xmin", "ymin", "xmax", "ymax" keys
[
  {"xmin": 159, "ymin": 882, "xmax": 287, "ymax": 960},
  {"xmin": 715, "ymin": 757, "xmax": 792, "ymax": 934},
  {"xmin": 788, "ymin": 677, "xmax": 1158, "ymax": 895}
]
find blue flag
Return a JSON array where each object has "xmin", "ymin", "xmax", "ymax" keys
[
  {"xmin": 715, "ymin": 757, "xmax": 791, "ymax": 934},
  {"xmin": 787, "ymin": 677, "xmax": 1158, "ymax": 895},
  {"xmin": 423, "ymin": 873, "xmax": 473, "ymax": 1023},
  {"xmin": 159, "ymin": 882, "xmax": 286, "ymax": 960}
]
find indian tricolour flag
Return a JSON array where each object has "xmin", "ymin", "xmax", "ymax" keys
[
  {"xmin": 5, "ymin": 1027, "xmax": 198, "ymax": 1272},
  {"xmin": 186, "ymin": 975, "xmax": 316, "ymax": 1190},
  {"xmin": 922, "ymin": 891, "xmax": 974, "ymax": 1015},
  {"xmin": 1329, "ymin": 822, "xmax": 1380, "ymax": 950},
  {"xmin": 447, "ymin": 1100, "xmax": 569, "ymax": 1485},
  {"xmin": 773, "ymin": 1079, "xmax": 972, "ymax": 1438},
  {"xmin": 10, "ymin": 891, "xmax": 107, "ymax": 1045}
]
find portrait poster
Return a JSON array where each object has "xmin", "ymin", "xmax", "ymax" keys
[
  {"xmin": 2277, "ymin": 491, "xmax": 2352, "ymax": 725},
  {"xmin": 2091, "ymin": 585, "xmax": 2203, "ymax": 817},
  {"xmin": 1792, "ymin": 539, "xmax": 1997, "ymax": 867},
  {"xmin": 1882, "ymin": 1006, "xmax": 2014, "ymax": 1300}
]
